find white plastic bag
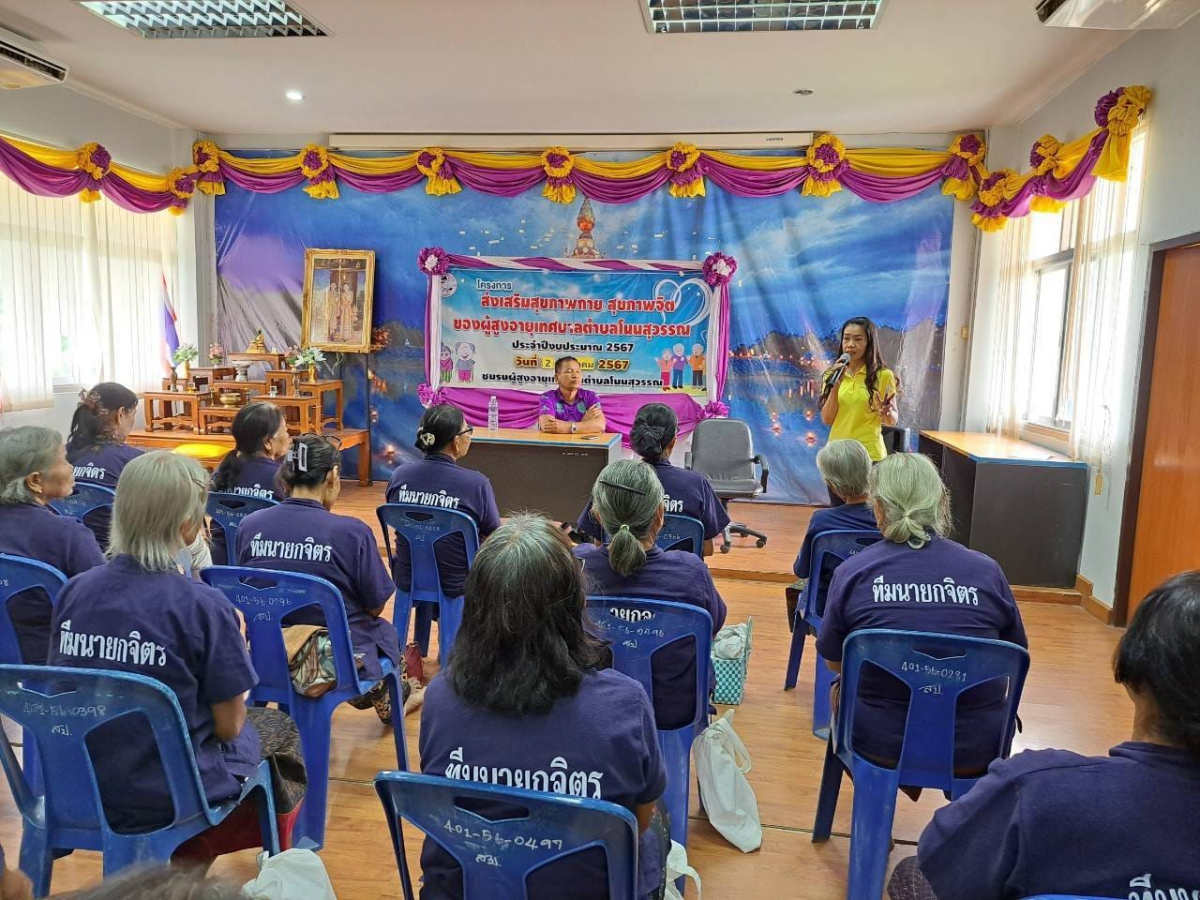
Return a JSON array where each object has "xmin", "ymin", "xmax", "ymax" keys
[
  {"xmin": 242, "ymin": 848, "xmax": 337, "ymax": 900},
  {"xmin": 662, "ymin": 839, "xmax": 701, "ymax": 900},
  {"xmin": 694, "ymin": 709, "xmax": 762, "ymax": 852}
]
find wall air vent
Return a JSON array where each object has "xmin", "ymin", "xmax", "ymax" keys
[{"xmin": 76, "ymin": 1, "xmax": 328, "ymax": 39}]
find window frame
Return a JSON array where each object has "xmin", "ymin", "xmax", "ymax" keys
[{"xmin": 1025, "ymin": 247, "xmax": 1075, "ymax": 433}]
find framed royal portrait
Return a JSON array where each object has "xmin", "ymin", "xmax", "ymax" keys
[{"xmin": 301, "ymin": 249, "xmax": 376, "ymax": 353}]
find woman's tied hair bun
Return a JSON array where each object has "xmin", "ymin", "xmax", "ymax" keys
[
  {"xmin": 77, "ymin": 389, "xmax": 103, "ymax": 413},
  {"xmin": 629, "ymin": 403, "xmax": 678, "ymax": 461},
  {"xmin": 418, "ymin": 431, "xmax": 436, "ymax": 449}
]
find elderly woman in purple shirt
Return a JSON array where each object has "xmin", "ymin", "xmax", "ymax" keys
[
  {"xmin": 890, "ymin": 571, "xmax": 1200, "ymax": 900},
  {"xmin": 420, "ymin": 514, "xmax": 668, "ymax": 900},
  {"xmin": 817, "ymin": 453, "xmax": 1028, "ymax": 773},
  {"xmin": 48, "ymin": 451, "xmax": 305, "ymax": 850},
  {"xmin": 237, "ymin": 433, "xmax": 399, "ymax": 724},
  {"xmin": 66, "ymin": 382, "xmax": 211, "ymax": 577},
  {"xmin": 0, "ymin": 426, "xmax": 105, "ymax": 663},
  {"xmin": 208, "ymin": 402, "xmax": 290, "ymax": 565},
  {"xmin": 576, "ymin": 402, "xmax": 729, "ymax": 555},
  {"xmin": 575, "ymin": 459, "xmax": 727, "ymax": 730}
]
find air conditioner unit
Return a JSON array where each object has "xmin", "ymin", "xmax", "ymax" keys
[
  {"xmin": 328, "ymin": 132, "xmax": 816, "ymax": 152},
  {"xmin": 0, "ymin": 27, "xmax": 68, "ymax": 89},
  {"xmin": 1037, "ymin": 0, "xmax": 1200, "ymax": 29}
]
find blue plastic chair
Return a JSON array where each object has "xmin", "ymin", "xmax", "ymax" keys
[
  {"xmin": 206, "ymin": 492, "xmax": 279, "ymax": 561},
  {"xmin": 376, "ymin": 504, "xmax": 480, "ymax": 661},
  {"xmin": 655, "ymin": 514, "xmax": 706, "ymax": 557},
  {"xmin": 0, "ymin": 664, "xmax": 278, "ymax": 898},
  {"xmin": 0, "ymin": 555, "xmax": 66, "ymax": 665},
  {"xmin": 47, "ymin": 483, "xmax": 115, "ymax": 522},
  {"xmin": 585, "ymin": 597, "xmax": 712, "ymax": 851},
  {"xmin": 201, "ymin": 566, "xmax": 407, "ymax": 850},
  {"xmin": 812, "ymin": 629, "xmax": 1030, "ymax": 900},
  {"xmin": 0, "ymin": 554, "xmax": 68, "ymax": 794},
  {"xmin": 375, "ymin": 771, "xmax": 639, "ymax": 900},
  {"xmin": 784, "ymin": 529, "xmax": 882, "ymax": 739}
]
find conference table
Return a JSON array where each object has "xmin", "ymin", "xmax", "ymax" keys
[
  {"xmin": 917, "ymin": 430, "xmax": 1087, "ymax": 587},
  {"xmin": 460, "ymin": 428, "xmax": 623, "ymax": 523},
  {"xmin": 125, "ymin": 427, "xmax": 373, "ymax": 486}
]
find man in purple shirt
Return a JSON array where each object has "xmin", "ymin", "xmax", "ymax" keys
[{"xmin": 538, "ymin": 356, "xmax": 606, "ymax": 434}]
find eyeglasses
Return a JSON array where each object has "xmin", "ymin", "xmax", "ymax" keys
[
  {"xmin": 298, "ymin": 431, "xmax": 343, "ymax": 451},
  {"xmin": 458, "ymin": 426, "xmax": 474, "ymax": 437}
]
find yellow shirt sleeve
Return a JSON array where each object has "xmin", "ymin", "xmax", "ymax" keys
[
  {"xmin": 875, "ymin": 369, "xmax": 897, "ymax": 403},
  {"xmin": 828, "ymin": 367, "xmax": 895, "ymax": 462}
]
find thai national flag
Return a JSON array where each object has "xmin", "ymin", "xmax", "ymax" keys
[{"xmin": 162, "ymin": 273, "xmax": 179, "ymax": 374}]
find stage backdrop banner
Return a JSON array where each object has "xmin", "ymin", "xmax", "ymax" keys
[
  {"xmin": 430, "ymin": 258, "xmax": 723, "ymax": 401},
  {"xmin": 215, "ymin": 151, "xmax": 954, "ymax": 503}
]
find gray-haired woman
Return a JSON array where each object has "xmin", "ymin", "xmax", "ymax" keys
[
  {"xmin": 47, "ymin": 451, "xmax": 306, "ymax": 855},
  {"xmin": 420, "ymin": 514, "xmax": 669, "ymax": 900},
  {"xmin": 0, "ymin": 426, "xmax": 104, "ymax": 663},
  {"xmin": 815, "ymin": 452, "xmax": 1028, "ymax": 771},
  {"xmin": 575, "ymin": 459, "xmax": 727, "ymax": 730},
  {"xmin": 788, "ymin": 439, "xmax": 881, "ymax": 627}
]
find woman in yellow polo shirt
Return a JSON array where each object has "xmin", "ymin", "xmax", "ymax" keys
[{"xmin": 820, "ymin": 317, "xmax": 899, "ymax": 506}]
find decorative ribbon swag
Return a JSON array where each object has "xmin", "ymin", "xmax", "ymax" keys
[{"xmin": 0, "ymin": 85, "xmax": 1149, "ymax": 231}]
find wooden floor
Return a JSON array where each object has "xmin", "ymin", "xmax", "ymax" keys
[{"xmin": 0, "ymin": 489, "xmax": 1130, "ymax": 898}]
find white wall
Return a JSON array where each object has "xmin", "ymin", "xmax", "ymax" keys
[
  {"xmin": 2, "ymin": 84, "xmax": 182, "ymax": 173},
  {"xmin": 964, "ymin": 14, "xmax": 1200, "ymax": 608},
  {"xmin": 1, "ymin": 84, "xmax": 210, "ymax": 432}
]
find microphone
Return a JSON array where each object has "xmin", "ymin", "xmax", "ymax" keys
[{"xmin": 828, "ymin": 353, "xmax": 851, "ymax": 388}]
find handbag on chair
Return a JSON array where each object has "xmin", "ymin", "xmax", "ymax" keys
[{"xmin": 283, "ymin": 625, "xmax": 337, "ymax": 698}]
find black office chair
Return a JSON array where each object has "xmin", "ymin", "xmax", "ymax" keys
[
  {"xmin": 685, "ymin": 418, "xmax": 769, "ymax": 554},
  {"xmin": 882, "ymin": 425, "xmax": 911, "ymax": 454}
]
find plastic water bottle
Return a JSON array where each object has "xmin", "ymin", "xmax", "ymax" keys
[{"xmin": 487, "ymin": 395, "xmax": 499, "ymax": 434}]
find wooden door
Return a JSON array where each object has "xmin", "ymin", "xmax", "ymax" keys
[{"xmin": 1127, "ymin": 243, "xmax": 1200, "ymax": 616}]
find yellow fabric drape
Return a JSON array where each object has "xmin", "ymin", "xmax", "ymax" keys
[
  {"xmin": 109, "ymin": 164, "xmax": 171, "ymax": 193},
  {"xmin": 444, "ymin": 150, "xmax": 543, "ymax": 169},
  {"xmin": 4, "ymin": 135, "xmax": 79, "ymax": 169},
  {"xmin": 700, "ymin": 150, "xmax": 808, "ymax": 171},
  {"xmin": 1093, "ymin": 130, "xmax": 1133, "ymax": 182},
  {"xmin": 845, "ymin": 148, "xmax": 953, "ymax": 177},
  {"xmin": 573, "ymin": 153, "xmax": 668, "ymax": 178},
  {"xmin": 216, "ymin": 150, "xmax": 304, "ymax": 174},
  {"xmin": 328, "ymin": 152, "xmax": 419, "ymax": 175}
]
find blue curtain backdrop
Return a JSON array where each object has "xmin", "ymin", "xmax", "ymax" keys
[{"xmin": 215, "ymin": 171, "xmax": 953, "ymax": 504}]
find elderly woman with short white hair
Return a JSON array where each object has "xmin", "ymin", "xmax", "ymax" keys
[
  {"xmin": 788, "ymin": 439, "xmax": 881, "ymax": 628},
  {"xmin": 0, "ymin": 426, "xmax": 104, "ymax": 663},
  {"xmin": 47, "ymin": 450, "xmax": 306, "ymax": 853},
  {"xmin": 816, "ymin": 452, "xmax": 1028, "ymax": 772}
]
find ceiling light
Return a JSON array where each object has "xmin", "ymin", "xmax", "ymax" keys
[
  {"xmin": 75, "ymin": 1, "xmax": 328, "ymax": 40},
  {"xmin": 285, "ymin": 89, "xmax": 304, "ymax": 102},
  {"xmin": 644, "ymin": 0, "xmax": 885, "ymax": 33},
  {"xmin": 793, "ymin": 89, "xmax": 814, "ymax": 96}
]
